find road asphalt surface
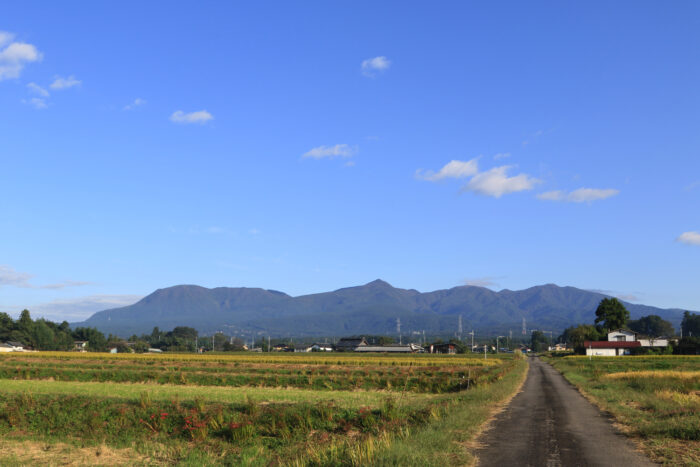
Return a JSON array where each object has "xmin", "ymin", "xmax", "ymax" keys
[{"xmin": 475, "ymin": 356, "xmax": 656, "ymax": 466}]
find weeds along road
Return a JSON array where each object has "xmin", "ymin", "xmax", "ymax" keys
[{"xmin": 475, "ymin": 356, "xmax": 656, "ymax": 467}]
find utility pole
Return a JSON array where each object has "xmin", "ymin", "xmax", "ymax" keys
[
  {"xmin": 496, "ymin": 336, "xmax": 505, "ymax": 353},
  {"xmin": 468, "ymin": 330, "xmax": 474, "ymax": 352},
  {"xmin": 458, "ymin": 314, "xmax": 463, "ymax": 339},
  {"xmin": 268, "ymin": 335, "xmax": 271, "ymax": 352},
  {"xmin": 212, "ymin": 335, "xmax": 214, "ymax": 352},
  {"xmin": 396, "ymin": 317, "xmax": 401, "ymax": 345}
]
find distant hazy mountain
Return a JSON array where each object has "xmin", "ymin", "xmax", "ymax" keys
[{"xmin": 72, "ymin": 280, "xmax": 693, "ymax": 337}]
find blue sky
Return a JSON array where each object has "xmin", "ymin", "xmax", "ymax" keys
[{"xmin": 1, "ymin": 1, "xmax": 699, "ymax": 322}]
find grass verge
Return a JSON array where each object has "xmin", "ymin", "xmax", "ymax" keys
[
  {"xmin": 367, "ymin": 356, "xmax": 528, "ymax": 466},
  {"xmin": 545, "ymin": 355, "xmax": 700, "ymax": 466}
]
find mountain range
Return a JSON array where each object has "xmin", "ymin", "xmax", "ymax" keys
[{"xmin": 72, "ymin": 280, "xmax": 694, "ymax": 338}]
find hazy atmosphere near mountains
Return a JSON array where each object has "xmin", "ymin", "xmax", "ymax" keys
[{"xmin": 2, "ymin": 1, "xmax": 699, "ymax": 322}]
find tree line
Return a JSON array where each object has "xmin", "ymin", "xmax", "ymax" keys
[{"xmin": 0, "ymin": 310, "xmax": 108, "ymax": 351}]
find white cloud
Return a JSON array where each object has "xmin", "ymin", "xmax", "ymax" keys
[
  {"xmin": 123, "ymin": 97, "xmax": 146, "ymax": 110},
  {"xmin": 49, "ymin": 75, "xmax": 81, "ymax": 90},
  {"xmin": 0, "ymin": 32, "xmax": 43, "ymax": 80},
  {"xmin": 361, "ymin": 56, "xmax": 390, "ymax": 77},
  {"xmin": 302, "ymin": 144, "xmax": 357, "ymax": 159},
  {"xmin": 538, "ymin": 188, "xmax": 619, "ymax": 203},
  {"xmin": 416, "ymin": 159, "xmax": 479, "ymax": 182},
  {"xmin": 0, "ymin": 265, "xmax": 90, "ymax": 289},
  {"xmin": 27, "ymin": 82, "xmax": 49, "ymax": 97},
  {"xmin": 493, "ymin": 153, "xmax": 511, "ymax": 160},
  {"xmin": 170, "ymin": 110, "xmax": 214, "ymax": 124},
  {"xmin": 677, "ymin": 231, "xmax": 700, "ymax": 246},
  {"xmin": 463, "ymin": 165, "xmax": 540, "ymax": 198},
  {"xmin": 17, "ymin": 294, "xmax": 144, "ymax": 322}
]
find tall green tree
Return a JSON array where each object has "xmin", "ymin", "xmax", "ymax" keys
[
  {"xmin": 560, "ymin": 324, "xmax": 602, "ymax": 353},
  {"xmin": 594, "ymin": 298, "xmax": 629, "ymax": 333},
  {"xmin": 530, "ymin": 330, "xmax": 550, "ymax": 352},
  {"xmin": 681, "ymin": 311, "xmax": 700, "ymax": 337},
  {"xmin": 628, "ymin": 315, "xmax": 674, "ymax": 337}
]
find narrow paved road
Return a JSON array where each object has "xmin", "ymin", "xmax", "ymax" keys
[{"xmin": 476, "ymin": 357, "xmax": 656, "ymax": 466}]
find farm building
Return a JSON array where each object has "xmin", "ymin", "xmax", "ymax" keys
[
  {"xmin": 73, "ymin": 340, "xmax": 88, "ymax": 352},
  {"xmin": 354, "ymin": 343, "xmax": 423, "ymax": 353},
  {"xmin": 0, "ymin": 342, "xmax": 24, "ymax": 352},
  {"xmin": 335, "ymin": 337, "xmax": 368, "ymax": 352},
  {"xmin": 293, "ymin": 344, "xmax": 314, "ymax": 353},
  {"xmin": 311, "ymin": 343, "xmax": 333, "ymax": 352}
]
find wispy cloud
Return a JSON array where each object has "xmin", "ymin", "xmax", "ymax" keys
[
  {"xmin": 24, "ymin": 97, "xmax": 47, "ymax": 109},
  {"xmin": 463, "ymin": 277, "xmax": 500, "ymax": 288},
  {"xmin": 0, "ymin": 265, "xmax": 90, "ymax": 289},
  {"xmin": 0, "ymin": 31, "xmax": 42, "ymax": 80},
  {"xmin": 123, "ymin": 98, "xmax": 146, "ymax": 110},
  {"xmin": 522, "ymin": 129, "xmax": 544, "ymax": 146},
  {"xmin": 588, "ymin": 289, "xmax": 641, "ymax": 302},
  {"xmin": 537, "ymin": 188, "xmax": 619, "ymax": 203},
  {"xmin": 493, "ymin": 153, "xmax": 511, "ymax": 160},
  {"xmin": 361, "ymin": 56, "xmax": 390, "ymax": 77},
  {"xmin": 170, "ymin": 110, "xmax": 214, "ymax": 124},
  {"xmin": 684, "ymin": 181, "xmax": 700, "ymax": 192},
  {"xmin": 49, "ymin": 75, "xmax": 81, "ymax": 90},
  {"xmin": 13, "ymin": 294, "xmax": 144, "ymax": 322},
  {"xmin": 302, "ymin": 144, "xmax": 357, "ymax": 159},
  {"xmin": 677, "ymin": 231, "xmax": 700, "ymax": 246},
  {"xmin": 416, "ymin": 159, "xmax": 479, "ymax": 181},
  {"xmin": 463, "ymin": 165, "xmax": 540, "ymax": 198},
  {"xmin": 27, "ymin": 82, "xmax": 49, "ymax": 97}
]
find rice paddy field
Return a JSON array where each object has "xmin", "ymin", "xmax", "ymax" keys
[
  {"xmin": 0, "ymin": 351, "xmax": 527, "ymax": 466},
  {"xmin": 546, "ymin": 355, "xmax": 700, "ymax": 466}
]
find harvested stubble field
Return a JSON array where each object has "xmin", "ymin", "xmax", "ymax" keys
[
  {"xmin": 547, "ymin": 355, "xmax": 700, "ymax": 466},
  {"xmin": 0, "ymin": 351, "xmax": 527, "ymax": 466}
]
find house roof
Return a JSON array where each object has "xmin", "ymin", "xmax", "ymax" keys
[
  {"xmin": 609, "ymin": 329, "xmax": 637, "ymax": 335},
  {"xmin": 335, "ymin": 337, "xmax": 367, "ymax": 348},
  {"xmin": 584, "ymin": 340, "xmax": 641, "ymax": 349}
]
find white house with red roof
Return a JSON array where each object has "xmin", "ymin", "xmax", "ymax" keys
[{"xmin": 585, "ymin": 329, "xmax": 671, "ymax": 356}]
